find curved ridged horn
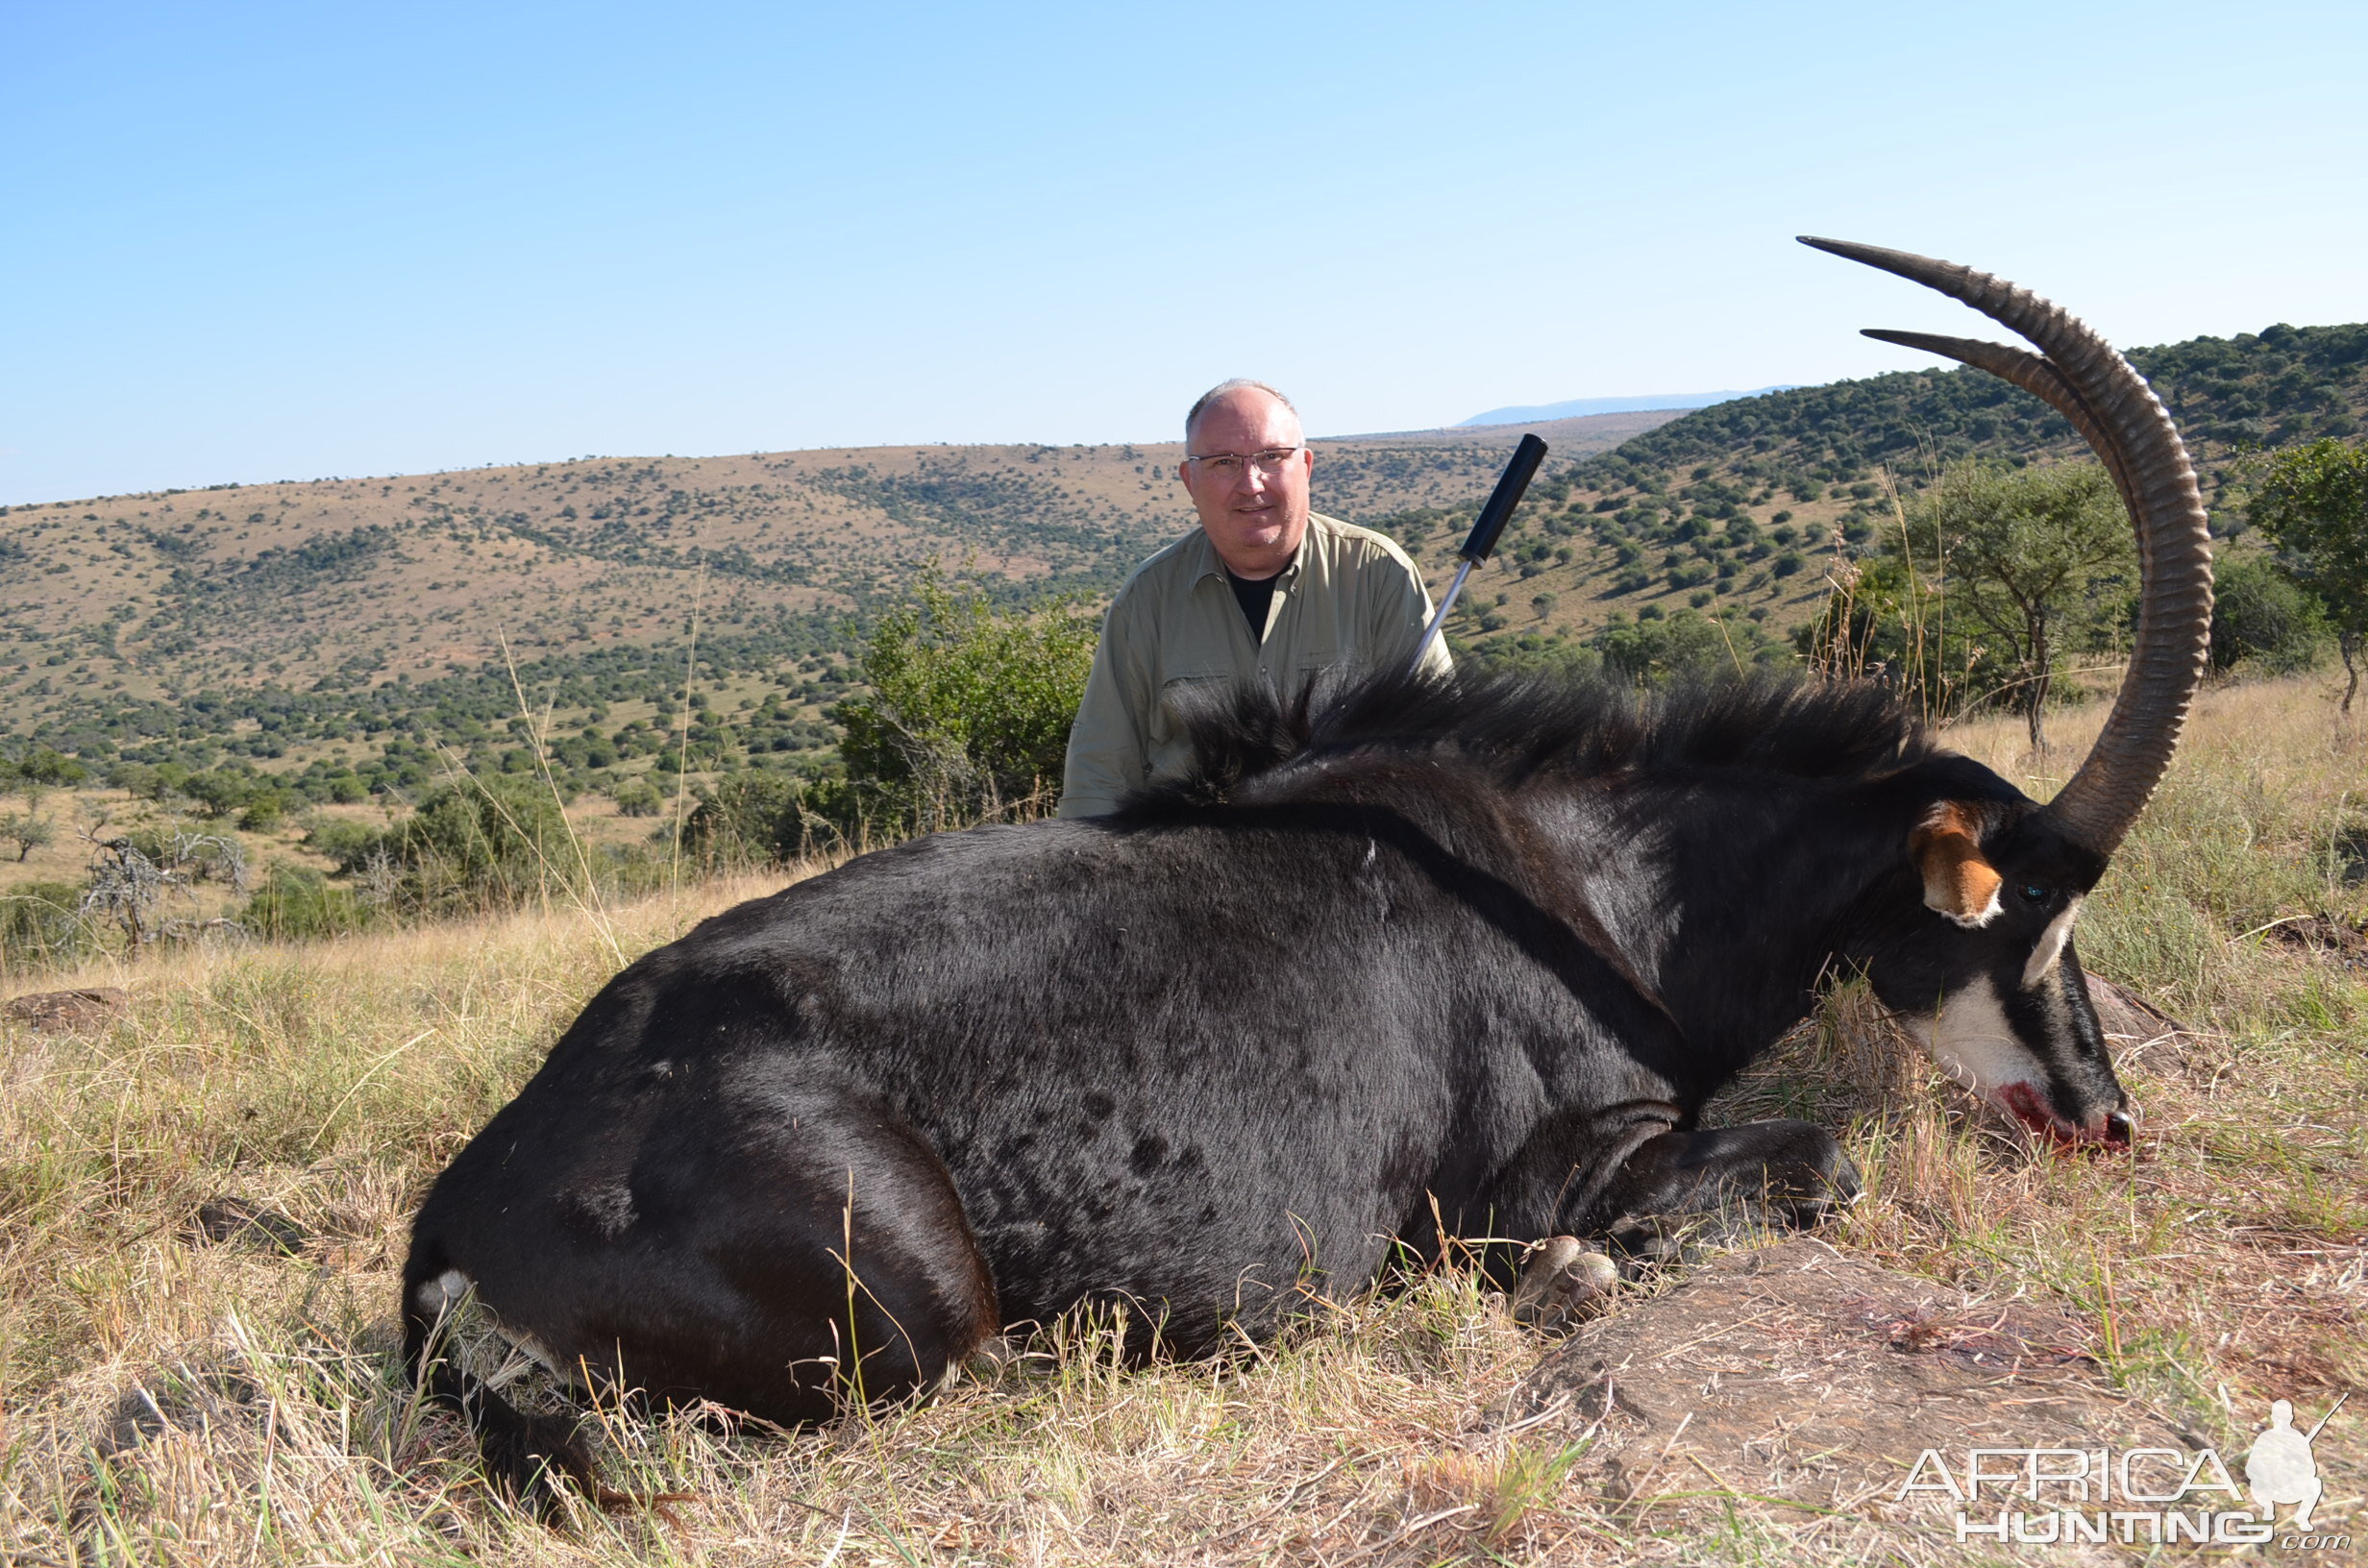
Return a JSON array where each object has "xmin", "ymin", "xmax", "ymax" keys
[
  {"xmin": 1799, "ymin": 237, "xmax": 2214, "ymax": 857},
  {"xmin": 1857, "ymin": 330, "xmax": 2140, "ymax": 527}
]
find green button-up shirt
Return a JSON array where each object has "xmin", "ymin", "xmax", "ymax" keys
[{"xmin": 1057, "ymin": 513, "xmax": 1451, "ymax": 818}]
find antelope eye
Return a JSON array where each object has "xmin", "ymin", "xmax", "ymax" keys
[{"xmin": 2018, "ymin": 883, "xmax": 2050, "ymax": 904}]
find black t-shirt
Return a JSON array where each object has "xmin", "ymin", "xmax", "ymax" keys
[{"xmin": 1226, "ymin": 566, "xmax": 1278, "ymax": 643}]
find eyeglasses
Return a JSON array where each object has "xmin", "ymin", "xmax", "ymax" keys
[{"xmin": 1186, "ymin": 447, "xmax": 1305, "ymax": 480}]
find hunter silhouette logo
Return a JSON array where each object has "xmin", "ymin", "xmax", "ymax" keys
[{"xmin": 2245, "ymin": 1396, "xmax": 2340, "ymax": 1531}]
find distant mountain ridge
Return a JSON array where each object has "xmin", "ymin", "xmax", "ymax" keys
[{"xmin": 1459, "ymin": 386, "xmax": 1796, "ymax": 427}]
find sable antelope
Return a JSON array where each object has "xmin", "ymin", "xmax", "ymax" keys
[{"xmin": 404, "ymin": 238, "xmax": 2212, "ymax": 1502}]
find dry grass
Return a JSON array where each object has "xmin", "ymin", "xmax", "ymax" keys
[{"xmin": 2, "ymin": 677, "xmax": 2363, "ymax": 1565}]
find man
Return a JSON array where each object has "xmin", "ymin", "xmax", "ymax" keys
[{"xmin": 1058, "ymin": 379, "xmax": 1450, "ymax": 819}]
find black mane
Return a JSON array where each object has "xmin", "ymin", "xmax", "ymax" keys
[{"xmin": 1123, "ymin": 666, "xmax": 1941, "ymax": 814}]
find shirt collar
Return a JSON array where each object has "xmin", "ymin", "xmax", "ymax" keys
[{"xmin": 1191, "ymin": 527, "xmax": 1306, "ymax": 587}]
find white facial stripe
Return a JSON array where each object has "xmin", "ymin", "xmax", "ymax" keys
[
  {"xmin": 1902, "ymin": 973, "xmax": 2044, "ymax": 1099},
  {"xmin": 2021, "ymin": 896, "xmax": 2084, "ymax": 989}
]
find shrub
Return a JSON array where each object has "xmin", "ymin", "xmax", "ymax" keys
[
  {"xmin": 680, "ymin": 771, "xmax": 829, "ymax": 869},
  {"xmin": 612, "ymin": 777, "xmax": 665, "ymax": 818},
  {"xmin": 81, "ymin": 830, "xmax": 248, "ymax": 954},
  {"xmin": 827, "ymin": 565, "xmax": 1098, "ymax": 836},
  {"xmin": 2208, "ymin": 554, "xmax": 2326, "ymax": 674},
  {"xmin": 236, "ymin": 792, "xmax": 292, "ymax": 832},
  {"xmin": 1474, "ymin": 639, "xmax": 1604, "ymax": 679},
  {"xmin": 240, "ymin": 863, "xmax": 370, "ymax": 943},
  {"xmin": 302, "ymin": 819, "xmax": 379, "ymax": 866},
  {"xmin": 3, "ymin": 747, "xmax": 86, "ymax": 788},
  {"xmin": 0, "ymin": 881, "xmax": 94, "ymax": 971},
  {"xmin": 1592, "ymin": 609, "xmax": 1736, "ymax": 685},
  {"xmin": 321, "ymin": 779, "xmax": 580, "ymax": 915}
]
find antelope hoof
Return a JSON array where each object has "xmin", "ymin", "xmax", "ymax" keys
[{"xmin": 1510, "ymin": 1236, "xmax": 1619, "ymax": 1330}]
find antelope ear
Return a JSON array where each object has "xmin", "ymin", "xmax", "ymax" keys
[{"xmin": 1910, "ymin": 801, "xmax": 2003, "ymax": 928}]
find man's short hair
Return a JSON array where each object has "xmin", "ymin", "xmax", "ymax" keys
[{"xmin": 1185, "ymin": 379, "xmax": 1298, "ymax": 448}]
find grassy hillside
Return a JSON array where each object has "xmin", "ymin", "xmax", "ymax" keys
[
  {"xmin": 0, "ymin": 322, "xmax": 2359, "ymax": 812},
  {"xmin": 1439, "ymin": 321, "xmax": 2368, "ymax": 666},
  {"xmin": 1, "ymin": 676, "xmax": 2359, "ymax": 1563},
  {"xmin": 0, "ymin": 414, "xmax": 1671, "ymax": 782}
]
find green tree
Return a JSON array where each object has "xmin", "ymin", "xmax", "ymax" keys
[
  {"xmin": 106, "ymin": 761, "xmax": 161, "ymax": 798},
  {"xmin": 0, "ymin": 812, "xmax": 54, "ymax": 862},
  {"xmin": 828, "ymin": 565, "xmax": 1099, "ymax": 835},
  {"xmin": 181, "ymin": 770, "xmax": 253, "ymax": 820},
  {"xmin": 1905, "ymin": 460, "xmax": 2134, "ymax": 750},
  {"xmin": 2247, "ymin": 437, "xmax": 2368, "ymax": 714}
]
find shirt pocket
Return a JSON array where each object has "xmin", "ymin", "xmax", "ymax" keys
[
  {"xmin": 1156, "ymin": 672, "xmax": 1238, "ymax": 730},
  {"xmin": 1282, "ymin": 651, "xmax": 1357, "ymax": 704}
]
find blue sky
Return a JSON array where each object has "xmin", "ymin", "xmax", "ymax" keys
[{"xmin": 5, "ymin": 1, "xmax": 2363, "ymax": 503}]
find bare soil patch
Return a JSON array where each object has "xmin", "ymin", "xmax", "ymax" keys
[
  {"xmin": 1492, "ymin": 1238, "xmax": 2328, "ymax": 1562},
  {"xmin": 2265, "ymin": 913, "xmax": 2368, "ymax": 970}
]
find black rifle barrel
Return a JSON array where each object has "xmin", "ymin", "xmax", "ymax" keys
[
  {"xmin": 1407, "ymin": 432, "xmax": 1550, "ymax": 673},
  {"xmin": 1457, "ymin": 432, "xmax": 1549, "ymax": 561}
]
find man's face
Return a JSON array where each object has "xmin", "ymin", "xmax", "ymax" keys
[{"xmin": 1179, "ymin": 390, "xmax": 1315, "ymax": 579}]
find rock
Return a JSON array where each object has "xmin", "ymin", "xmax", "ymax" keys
[
  {"xmin": 189, "ymin": 1197, "xmax": 310, "ymax": 1256},
  {"xmin": 3, "ymin": 987, "xmax": 128, "ymax": 1034}
]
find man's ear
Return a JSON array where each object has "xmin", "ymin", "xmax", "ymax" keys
[{"xmin": 1909, "ymin": 800, "xmax": 2003, "ymax": 928}]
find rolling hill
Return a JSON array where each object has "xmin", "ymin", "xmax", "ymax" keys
[
  {"xmin": 0, "ymin": 321, "xmax": 2360, "ymax": 798},
  {"xmin": 1439, "ymin": 319, "xmax": 2368, "ymax": 667},
  {"xmin": 0, "ymin": 410, "xmax": 1670, "ymax": 781}
]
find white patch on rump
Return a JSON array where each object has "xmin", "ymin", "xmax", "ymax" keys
[
  {"xmin": 411, "ymin": 1267, "xmax": 572, "ymax": 1385},
  {"xmin": 2021, "ymin": 897, "xmax": 2084, "ymax": 989},
  {"xmin": 1900, "ymin": 973, "xmax": 2045, "ymax": 1103},
  {"xmin": 414, "ymin": 1267, "xmax": 473, "ymax": 1313}
]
